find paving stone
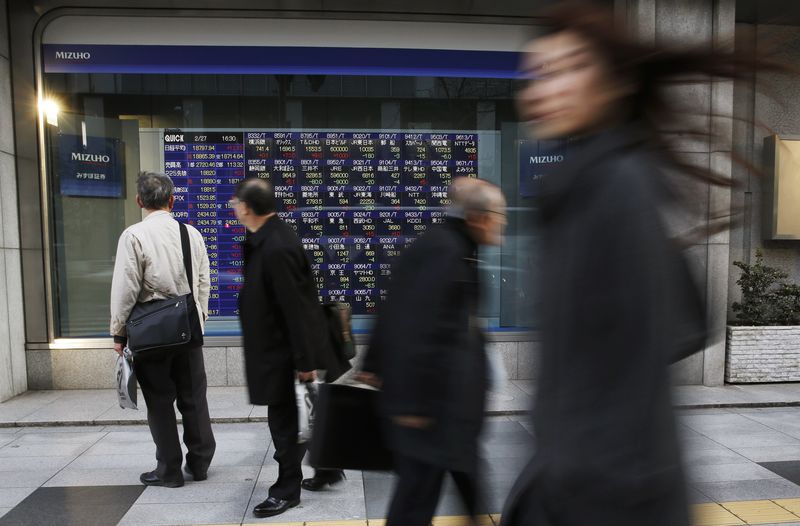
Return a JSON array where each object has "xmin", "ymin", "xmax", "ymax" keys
[
  {"xmin": 682, "ymin": 445, "xmax": 750, "ymax": 466},
  {"xmin": 0, "ymin": 442, "xmax": 89, "ymax": 458},
  {"xmin": 735, "ymin": 444, "xmax": 800, "ymax": 463},
  {"xmin": 0, "ymin": 487, "xmax": 36, "ymax": 508},
  {"xmin": 688, "ymin": 462, "xmax": 783, "ymax": 484},
  {"xmin": 137, "ymin": 482, "xmax": 254, "ymax": 505},
  {"xmin": 0, "ymin": 456, "xmax": 74, "ymax": 472},
  {"xmin": 0, "ymin": 486, "xmax": 145, "ymax": 526},
  {"xmin": 118, "ymin": 501, "xmax": 246, "ymax": 526},
  {"xmin": 694, "ymin": 478, "xmax": 800, "ymax": 502},
  {"xmin": 44, "ymin": 468, "xmax": 145, "ymax": 487}
]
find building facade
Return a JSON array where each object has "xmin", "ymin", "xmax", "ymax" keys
[{"xmin": 0, "ymin": 0, "xmax": 795, "ymax": 400}]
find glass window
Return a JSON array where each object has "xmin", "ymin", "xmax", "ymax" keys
[{"xmin": 42, "ymin": 56, "xmax": 538, "ymax": 337}]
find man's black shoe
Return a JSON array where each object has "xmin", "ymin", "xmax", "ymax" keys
[
  {"xmin": 139, "ymin": 470, "xmax": 184, "ymax": 488},
  {"xmin": 252, "ymin": 496, "xmax": 300, "ymax": 518},
  {"xmin": 301, "ymin": 470, "xmax": 346, "ymax": 491},
  {"xmin": 184, "ymin": 465, "xmax": 208, "ymax": 481}
]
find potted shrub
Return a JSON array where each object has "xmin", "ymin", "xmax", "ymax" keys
[{"xmin": 726, "ymin": 249, "xmax": 800, "ymax": 382}]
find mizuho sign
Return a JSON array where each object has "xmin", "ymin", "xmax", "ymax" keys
[
  {"xmin": 71, "ymin": 152, "xmax": 111, "ymax": 163},
  {"xmin": 55, "ymin": 51, "xmax": 91, "ymax": 60},
  {"xmin": 529, "ymin": 155, "xmax": 564, "ymax": 164}
]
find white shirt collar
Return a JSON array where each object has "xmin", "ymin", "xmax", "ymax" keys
[{"xmin": 143, "ymin": 209, "xmax": 171, "ymax": 221}]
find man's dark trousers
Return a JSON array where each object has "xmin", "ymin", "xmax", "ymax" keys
[
  {"xmin": 267, "ymin": 400, "xmax": 306, "ymax": 500},
  {"xmin": 386, "ymin": 453, "xmax": 480, "ymax": 526},
  {"xmin": 135, "ymin": 345, "xmax": 216, "ymax": 480}
]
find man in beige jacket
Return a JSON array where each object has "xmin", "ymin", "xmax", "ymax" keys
[{"xmin": 110, "ymin": 171, "xmax": 215, "ymax": 488}]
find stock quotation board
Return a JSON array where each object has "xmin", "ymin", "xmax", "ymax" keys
[{"xmin": 163, "ymin": 130, "xmax": 479, "ymax": 316}]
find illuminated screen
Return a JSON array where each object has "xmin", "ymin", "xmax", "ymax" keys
[{"xmin": 164, "ymin": 130, "xmax": 479, "ymax": 316}]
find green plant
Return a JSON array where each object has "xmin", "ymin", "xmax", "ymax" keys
[{"xmin": 732, "ymin": 249, "xmax": 800, "ymax": 325}]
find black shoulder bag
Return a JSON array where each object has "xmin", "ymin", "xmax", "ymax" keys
[{"xmin": 125, "ymin": 222, "xmax": 203, "ymax": 354}]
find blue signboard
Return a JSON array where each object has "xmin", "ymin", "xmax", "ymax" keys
[
  {"xmin": 58, "ymin": 134, "xmax": 124, "ymax": 198},
  {"xmin": 42, "ymin": 44, "xmax": 521, "ymax": 79},
  {"xmin": 518, "ymin": 140, "xmax": 566, "ymax": 198}
]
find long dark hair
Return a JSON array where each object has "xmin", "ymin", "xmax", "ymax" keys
[{"xmin": 535, "ymin": 2, "xmax": 788, "ymax": 237}]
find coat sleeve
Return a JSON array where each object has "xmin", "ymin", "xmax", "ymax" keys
[
  {"xmin": 380, "ymin": 248, "xmax": 464, "ymax": 417},
  {"xmin": 264, "ymin": 248, "xmax": 314, "ymax": 373},
  {"xmin": 109, "ymin": 231, "xmax": 144, "ymax": 338}
]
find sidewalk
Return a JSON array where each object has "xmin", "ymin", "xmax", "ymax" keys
[
  {"xmin": 5, "ymin": 385, "xmax": 800, "ymax": 524},
  {"xmin": 4, "ymin": 382, "xmax": 800, "ymax": 427},
  {"xmin": 5, "ymin": 408, "xmax": 800, "ymax": 525}
]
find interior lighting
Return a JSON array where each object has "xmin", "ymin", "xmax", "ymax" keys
[{"xmin": 40, "ymin": 98, "xmax": 60, "ymax": 127}]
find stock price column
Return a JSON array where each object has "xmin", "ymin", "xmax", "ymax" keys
[
  {"xmin": 320, "ymin": 132, "xmax": 352, "ymax": 305},
  {"xmin": 348, "ymin": 133, "xmax": 379, "ymax": 314},
  {"xmin": 165, "ymin": 131, "xmax": 245, "ymax": 317}
]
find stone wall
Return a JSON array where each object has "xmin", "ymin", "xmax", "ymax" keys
[
  {"xmin": 0, "ymin": 0, "xmax": 26, "ymax": 402},
  {"xmin": 26, "ymin": 341, "xmax": 541, "ymax": 389},
  {"xmin": 621, "ymin": 0, "xmax": 735, "ymax": 386},
  {"xmin": 726, "ymin": 326, "xmax": 800, "ymax": 383}
]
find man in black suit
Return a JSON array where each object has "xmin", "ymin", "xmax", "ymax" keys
[
  {"xmin": 231, "ymin": 177, "xmax": 346, "ymax": 518},
  {"xmin": 364, "ymin": 179, "xmax": 507, "ymax": 526}
]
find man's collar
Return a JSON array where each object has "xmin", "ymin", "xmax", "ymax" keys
[
  {"xmin": 144, "ymin": 209, "xmax": 171, "ymax": 221},
  {"xmin": 247, "ymin": 215, "xmax": 279, "ymax": 246},
  {"xmin": 248, "ymin": 213, "xmax": 276, "ymax": 233}
]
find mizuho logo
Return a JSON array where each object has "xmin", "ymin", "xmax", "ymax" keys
[
  {"xmin": 529, "ymin": 155, "xmax": 564, "ymax": 164},
  {"xmin": 55, "ymin": 51, "xmax": 91, "ymax": 60},
  {"xmin": 71, "ymin": 152, "xmax": 110, "ymax": 163}
]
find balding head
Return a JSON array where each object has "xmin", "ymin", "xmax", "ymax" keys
[
  {"xmin": 447, "ymin": 176, "xmax": 483, "ymax": 218},
  {"xmin": 459, "ymin": 180, "xmax": 507, "ymax": 246},
  {"xmin": 234, "ymin": 177, "xmax": 277, "ymax": 216},
  {"xmin": 231, "ymin": 177, "xmax": 278, "ymax": 232}
]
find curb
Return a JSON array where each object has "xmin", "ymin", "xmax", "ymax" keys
[{"xmin": 4, "ymin": 402, "xmax": 800, "ymax": 428}]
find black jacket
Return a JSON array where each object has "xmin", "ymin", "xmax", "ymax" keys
[
  {"xmin": 239, "ymin": 217, "xmax": 345, "ymax": 406},
  {"xmin": 502, "ymin": 126, "xmax": 706, "ymax": 526},
  {"xmin": 366, "ymin": 217, "xmax": 487, "ymax": 472}
]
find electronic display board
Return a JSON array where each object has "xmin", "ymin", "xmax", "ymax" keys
[{"xmin": 163, "ymin": 130, "xmax": 479, "ymax": 317}]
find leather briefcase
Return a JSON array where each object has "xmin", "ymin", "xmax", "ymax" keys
[{"xmin": 309, "ymin": 383, "xmax": 393, "ymax": 471}]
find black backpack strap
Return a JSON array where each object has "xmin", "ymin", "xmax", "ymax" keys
[{"xmin": 179, "ymin": 222, "xmax": 194, "ymax": 296}]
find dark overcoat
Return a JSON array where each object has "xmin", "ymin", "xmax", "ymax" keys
[
  {"xmin": 501, "ymin": 126, "xmax": 706, "ymax": 526},
  {"xmin": 239, "ymin": 217, "xmax": 348, "ymax": 406},
  {"xmin": 366, "ymin": 217, "xmax": 488, "ymax": 473}
]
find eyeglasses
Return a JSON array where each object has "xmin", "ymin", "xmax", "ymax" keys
[
  {"xmin": 481, "ymin": 209, "xmax": 507, "ymax": 218},
  {"xmin": 228, "ymin": 198, "xmax": 241, "ymax": 208}
]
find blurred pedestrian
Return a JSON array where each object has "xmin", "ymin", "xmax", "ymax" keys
[
  {"xmin": 110, "ymin": 171, "xmax": 215, "ymax": 488},
  {"xmin": 365, "ymin": 178, "xmax": 506, "ymax": 526},
  {"xmin": 500, "ymin": 2, "xmax": 774, "ymax": 525},
  {"xmin": 357, "ymin": 175, "xmax": 488, "ymax": 384},
  {"xmin": 231, "ymin": 178, "xmax": 348, "ymax": 518}
]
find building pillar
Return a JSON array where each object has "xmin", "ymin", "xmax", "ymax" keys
[
  {"xmin": 0, "ymin": 0, "xmax": 27, "ymax": 401},
  {"xmin": 618, "ymin": 0, "xmax": 736, "ymax": 386}
]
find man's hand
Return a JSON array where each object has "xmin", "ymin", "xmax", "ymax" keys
[
  {"xmin": 114, "ymin": 343, "xmax": 124, "ymax": 357},
  {"xmin": 392, "ymin": 415, "xmax": 433, "ymax": 429},
  {"xmin": 354, "ymin": 371, "xmax": 382, "ymax": 388},
  {"xmin": 297, "ymin": 370, "xmax": 317, "ymax": 383}
]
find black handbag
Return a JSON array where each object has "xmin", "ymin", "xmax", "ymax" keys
[
  {"xmin": 125, "ymin": 222, "xmax": 203, "ymax": 354},
  {"xmin": 309, "ymin": 383, "xmax": 393, "ymax": 471},
  {"xmin": 322, "ymin": 302, "xmax": 356, "ymax": 361}
]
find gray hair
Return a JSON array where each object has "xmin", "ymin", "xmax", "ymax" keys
[{"xmin": 137, "ymin": 171, "xmax": 174, "ymax": 210}]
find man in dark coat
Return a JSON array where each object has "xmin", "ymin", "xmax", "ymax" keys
[
  {"xmin": 364, "ymin": 179, "xmax": 507, "ymax": 526},
  {"xmin": 231, "ymin": 177, "xmax": 349, "ymax": 518}
]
